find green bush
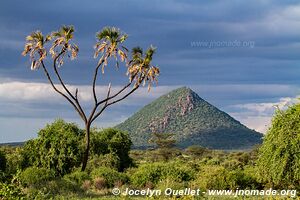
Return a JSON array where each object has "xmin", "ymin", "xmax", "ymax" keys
[
  {"xmin": 239, "ymin": 165, "xmax": 262, "ymax": 189},
  {"xmin": 185, "ymin": 145, "xmax": 207, "ymax": 158},
  {"xmin": 257, "ymin": 104, "xmax": 300, "ymax": 188},
  {"xmin": 87, "ymin": 153, "xmax": 121, "ymax": 171},
  {"xmin": 221, "ymin": 159, "xmax": 243, "ymax": 170},
  {"xmin": 63, "ymin": 170, "xmax": 90, "ymax": 185},
  {"xmin": 22, "ymin": 119, "xmax": 85, "ymax": 176},
  {"xmin": 206, "ymin": 157, "xmax": 221, "ymax": 165},
  {"xmin": 156, "ymin": 178, "xmax": 186, "ymax": 194},
  {"xmin": 19, "ymin": 166, "xmax": 55, "ymax": 187},
  {"xmin": 91, "ymin": 167, "xmax": 128, "ymax": 188},
  {"xmin": 130, "ymin": 162, "xmax": 194, "ymax": 187},
  {"xmin": 0, "ymin": 183, "xmax": 25, "ymax": 200},
  {"xmin": 90, "ymin": 128, "xmax": 132, "ymax": 171},
  {"xmin": 130, "ymin": 163, "xmax": 162, "ymax": 187},
  {"xmin": 192, "ymin": 165, "xmax": 261, "ymax": 190},
  {"xmin": 5, "ymin": 147, "xmax": 28, "ymax": 175},
  {"xmin": 192, "ymin": 165, "xmax": 228, "ymax": 190},
  {"xmin": 26, "ymin": 178, "xmax": 82, "ymax": 198}
]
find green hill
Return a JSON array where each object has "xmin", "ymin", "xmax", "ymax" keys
[{"xmin": 116, "ymin": 87, "xmax": 263, "ymax": 150}]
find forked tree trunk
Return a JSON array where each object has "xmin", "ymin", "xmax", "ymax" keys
[{"xmin": 81, "ymin": 123, "xmax": 90, "ymax": 171}]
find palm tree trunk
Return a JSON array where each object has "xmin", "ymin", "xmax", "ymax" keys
[{"xmin": 81, "ymin": 123, "xmax": 90, "ymax": 171}]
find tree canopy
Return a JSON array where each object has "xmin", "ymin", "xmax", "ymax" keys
[
  {"xmin": 22, "ymin": 120, "xmax": 133, "ymax": 175},
  {"xmin": 23, "ymin": 119, "xmax": 84, "ymax": 175},
  {"xmin": 90, "ymin": 128, "xmax": 132, "ymax": 171},
  {"xmin": 257, "ymin": 103, "xmax": 300, "ymax": 188}
]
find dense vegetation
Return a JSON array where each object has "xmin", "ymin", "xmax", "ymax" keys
[
  {"xmin": 0, "ymin": 140, "xmax": 265, "ymax": 199},
  {"xmin": 0, "ymin": 104, "xmax": 299, "ymax": 199},
  {"xmin": 116, "ymin": 87, "xmax": 262, "ymax": 149},
  {"xmin": 257, "ymin": 103, "xmax": 300, "ymax": 188}
]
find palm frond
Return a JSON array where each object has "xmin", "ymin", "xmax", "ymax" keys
[
  {"xmin": 22, "ymin": 31, "xmax": 50, "ymax": 70},
  {"xmin": 50, "ymin": 25, "xmax": 78, "ymax": 65}
]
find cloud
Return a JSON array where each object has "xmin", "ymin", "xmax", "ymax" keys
[
  {"xmin": 232, "ymin": 96, "xmax": 299, "ymax": 115},
  {"xmin": 229, "ymin": 113, "xmax": 272, "ymax": 133},
  {"xmin": 229, "ymin": 95, "xmax": 300, "ymax": 133},
  {"xmin": 1, "ymin": 81, "xmax": 298, "ymax": 107},
  {"xmin": 0, "ymin": 81, "xmax": 177, "ymax": 104}
]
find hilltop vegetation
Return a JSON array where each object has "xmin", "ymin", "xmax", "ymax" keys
[{"xmin": 116, "ymin": 87, "xmax": 262, "ymax": 149}]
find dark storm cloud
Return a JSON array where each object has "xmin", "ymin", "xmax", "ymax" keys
[{"xmin": 1, "ymin": 0, "xmax": 300, "ymax": 83}]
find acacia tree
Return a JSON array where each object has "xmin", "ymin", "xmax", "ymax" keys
[
  {"xmin": 149, "ymin": 132, "xmax": 176, "ymax": 149},
  {"xmin": 22, "ymin": 25, "xmax": 160, "ymax": 171}
]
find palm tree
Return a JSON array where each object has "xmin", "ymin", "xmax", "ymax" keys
[
  {"xmin": 91, "ymin": 27, "xmax": 128, "ymax": 104},
  {"xmin": 50, "ymin": 25, "xmax": 79, "ymax": 66},
  {"xmin": 22, "ymin": 25, "xmax": 160, "ymax": 171},
  {"xmin": 94, "ymin": 26, "xmax": 128, "ymax": 72},
  {"xmin": 22, "ymin": 31, "xmax": 51, "ymax": 70},
  {"xmin": 128, "ymin": 46, "xmax": 160, "ymax": 91}
]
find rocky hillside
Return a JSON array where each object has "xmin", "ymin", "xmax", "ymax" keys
[{"xmin": 116, "ymin": 87, "xmax": 262, "ymax": 150}]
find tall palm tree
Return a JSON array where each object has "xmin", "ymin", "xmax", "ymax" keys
[
  {"xmin": 22, "ymin": 31, "xmax": 51, "ymax": 70},
  {"xmin": 92, "ymin": 27, "xmax": 128, "ymax": 104},
  {"xmin": 128, "ymin": 46, "xmax": 160, "ymax": 91},
  {"xmin": 22, "ymin": 25, "xmax": 160, "ymax": 172},
  {"xmin": 94, "ymin": 26, "xmax": 128, "ymax": 73},
  {"xmin": 50, "ymin": 25, "xmax": 79, "ymax": 66}
]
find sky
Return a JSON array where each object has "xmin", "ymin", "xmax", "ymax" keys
[{"xmin": 1, "ymin": 0, "xmax": 300, "ymax": 142}]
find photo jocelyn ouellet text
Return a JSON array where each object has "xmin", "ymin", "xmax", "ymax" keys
[{"xmin": 112, "ymin": 187, "xmax": 297, "ymax": 198}]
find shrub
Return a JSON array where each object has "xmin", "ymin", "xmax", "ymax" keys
[
  {"xmin": 130, "ymin": 162, "xmax": 194, "ymax": 187},
  {"xmin": 192, "ymin": 165, "xmax": 261, "ymax": 190},
  {"xmin": 130, "ymin": 163, "xmax": 162, "ymax": 187},
  {"xmin": 91, "ymin": 167, "xmax": 128, "ymax": 188},
  {"xmin": 206, "ymin": 157, "xmax": 221, "ymax": 165},
  {"xmin": 87, "ymin": 153, "xmax": 120, "ymax": 171},
  {"xmin": 153, "ymin": 148, "xmax": 182, "ymax": 161},
  {"xmin": 26, "ymin": 178, "xmax": 82, "ymax": 198},
  {"xmin": 161, "ymin": 162, "xmax": 194, "ymax": 182},
  {"xmin": 5, "ymin": 147, "xmax": 28, "ymax": 175},
  {"xmin": 19, "ymin": 166, "xmax": 55, "ymax": 187},
  {"xmin": 221, "ymin": 159, "xmax": 243, "ymax": 170},
  {"xmin": 44, "ymin": 178, "xmax": 81, "ymax": 195},
  {"xmin": 63, "ymin": 170, "xmax": 90, "ymax": 185},
  {"xmin": 0, "ymin": 183, "xmax": 25, "ymax": 200},
  {"xmin": 185, "ymin": 145, "xmax": 207, "ymax": 158},
  {"xmin": 81, "ymin": 180, "xmax": 92, "ymax": 191},
  {"xmin": 192, "ymin": 166, "xmax": 229, "ymax": 190},
  {"xmin": 257, "ymin": 104, "xmax": 300, "ymax": 188},
  {"xmin": 93, "ymin": 177, "xmax": 106, "ymax": 190},
  {"xmin": 90, "ymin": 128, "xmax": 133, "ymax": 171},
  {"xmin": 22, "ymin": 119, "xmax": 85, "ymax": 176},
  {"xmin": 156, "ymin": 178, "xmax": 186, "ymax": 193},
  {"xmin": 239, "ymin": 165, "xmax": 262, "ymax": 189}
]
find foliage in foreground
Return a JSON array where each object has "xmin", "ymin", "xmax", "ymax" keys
[
  {"xmin": 22, "ymin": 119, "xmax": 85, "ymax": 176},
  {"xmin": 20, "ymin": 120, "xmax": 132, "ymax": 176},
  {"xmin": 1, "ymin": 102, "xmax": 300, "ymax": 199},
  {"xmin": 257, "ymin": 103, "xmax": 300, "ymax": 188},
  {"xmin": 0, "ymin": 145, "xmax": 296, "ymax": 199}
]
